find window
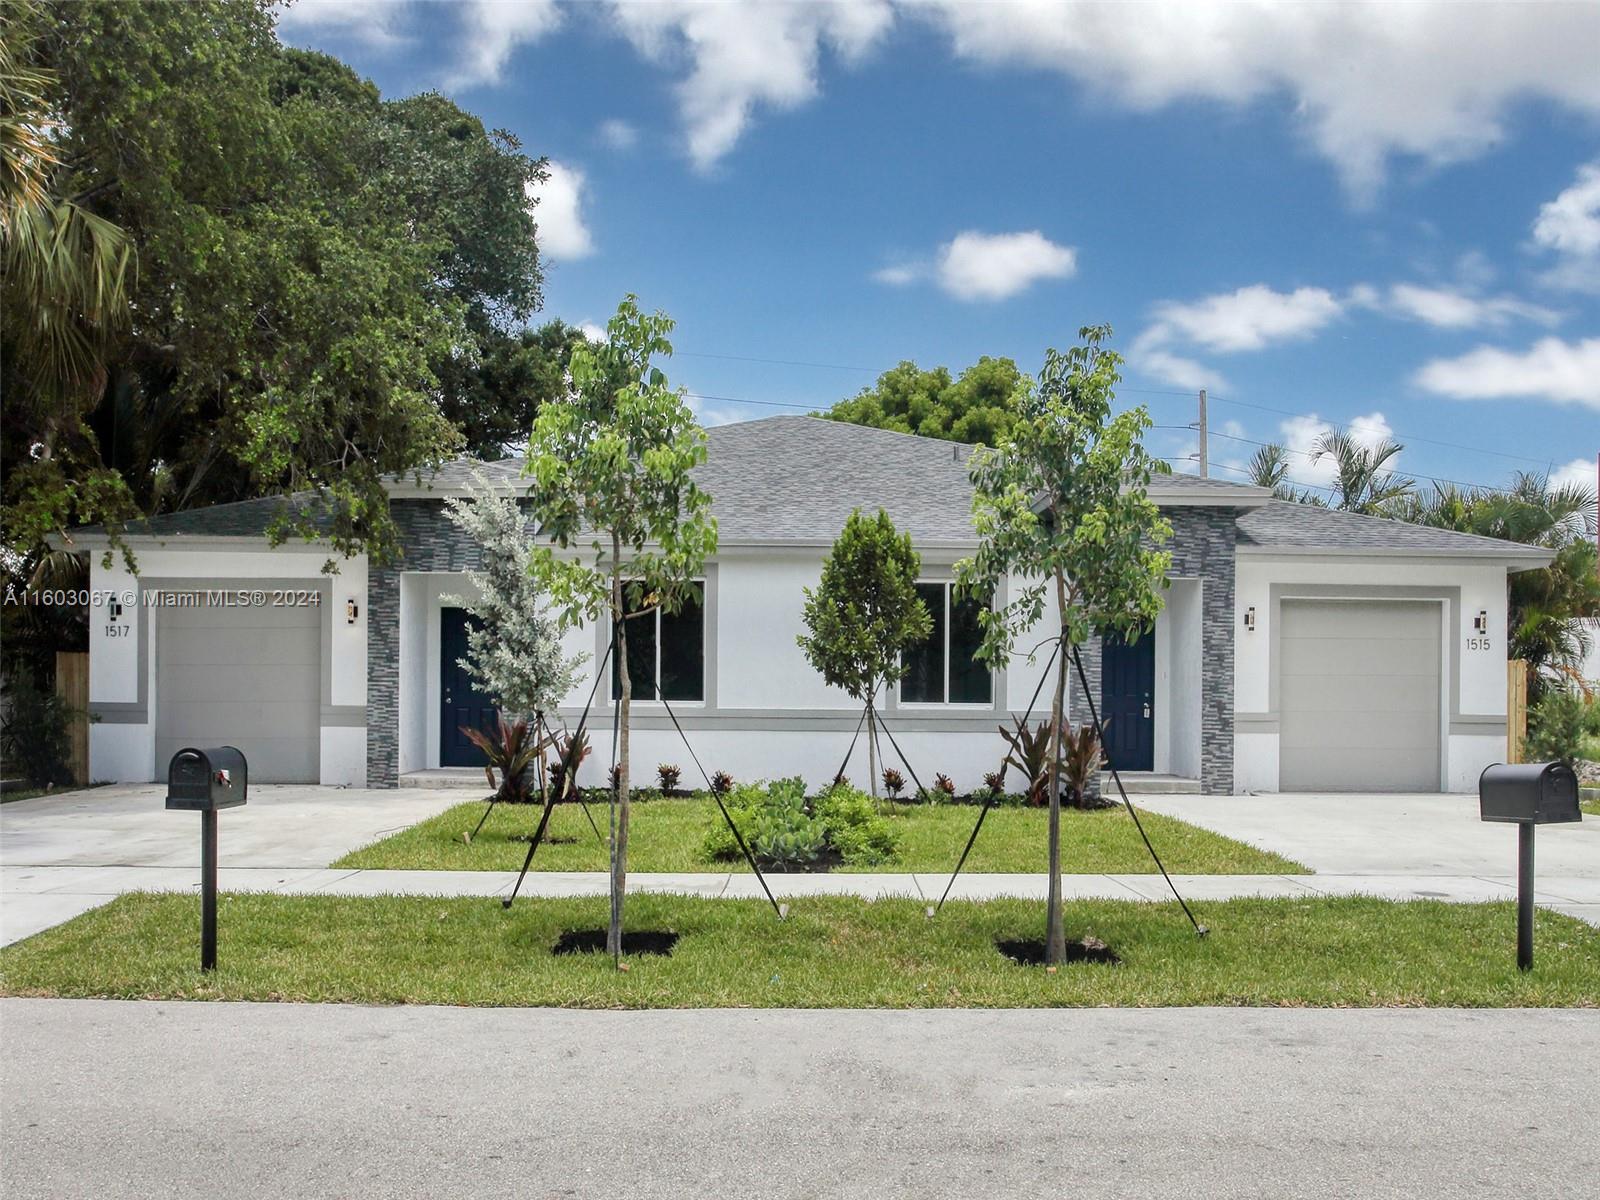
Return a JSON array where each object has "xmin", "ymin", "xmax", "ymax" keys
[
  {"xmin": 612, "ymin": 585, "xmax": 705, "ymax": 702},
  {"xmin": 900, "ymin": 582, "xmax": 992, "ymax": 704}
]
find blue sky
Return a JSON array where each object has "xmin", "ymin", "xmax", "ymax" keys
[{"xmin": 278, "ymin": 1, "xmax": 1600, "ymax": 498}]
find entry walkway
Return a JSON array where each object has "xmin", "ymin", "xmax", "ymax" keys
[{"xmin": 6, "ymin": 863, "xmax": 1598, "ymax": 945}]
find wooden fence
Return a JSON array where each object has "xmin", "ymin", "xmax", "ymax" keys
[
  {"xmin": 54, "ymin": 650, "xmax": 89, "ymax": 786},
  {"xmin": 1506, "ymin": 658, "xmax": 1528, "ymax": 764}
]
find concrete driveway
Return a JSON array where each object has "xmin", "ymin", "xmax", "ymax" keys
[
  {"xmin": 1139, "ymin": 791, "xmax": 1599, "ymax": 875},
  {"xmin": 1, "ymin": 784, "xmax": 461, "ymax": 944}
]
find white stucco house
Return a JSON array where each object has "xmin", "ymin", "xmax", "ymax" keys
[{"xmin": 68, "ymin": 415, "xmax": 1550, "ymax": 795}]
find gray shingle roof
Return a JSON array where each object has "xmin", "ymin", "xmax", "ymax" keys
[
  {"xmin": 70, "ymin": 492, "xmax": 334, "ymax": 540},
  {"xmin": 693, "ymin": 416, "xmax": 979, "ymax": 543},
  {"xmin": 1237, "ymin": 500, "xmax": 1551, "ymax": 560},
  {"xmin": 71, "ymin": 415, "xmax": 1549, "ymax": 564}
]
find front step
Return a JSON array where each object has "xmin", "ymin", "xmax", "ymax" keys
[
  {"xmin": 399, "ymin": 768, "xmax": 489, "ymax": 790},
  {"xmin": 1098, "ymin": 771, "xmax": 1198, "ymax": 794}
]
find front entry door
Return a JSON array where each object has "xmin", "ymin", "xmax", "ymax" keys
[
  {"xmin": 1100, "ymin": 631, "xmax": 1155, "ymax": 772},
  {"xmin": 440, "ymin": 607, "xmax": 497, "ymax": 767}
]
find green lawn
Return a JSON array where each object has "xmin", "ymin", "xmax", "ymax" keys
[
  {"xmin": 1581, "ymin": 786, "xmax": 1599, "ymax": 817},
  {"xmin": 332, "ymin": 797, "xmax": 1308, "ymax": 875},
  {"xmin": 3, "ymin": 893, "xmax": 1597, "ymax": 1008}
]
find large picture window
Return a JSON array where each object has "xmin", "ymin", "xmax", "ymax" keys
[
  {"xmin": 900, "ymin": 582, "xmax": 992, "ymax": 705},
  {"xmin": 612, "ymin": 585, "xmax": 705, "ymax": 702}
]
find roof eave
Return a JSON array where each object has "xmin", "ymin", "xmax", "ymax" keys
[{"xmin": 1238, "ymin": 544, "xmax": 1555, "ymax": 571}]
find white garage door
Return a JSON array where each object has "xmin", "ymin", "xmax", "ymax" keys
[
  {"xmin": 1279, "ymin": 599, "xmax": 1442, "ymax": 792},
  {"xmin": 155, "ymin": 602, "xmax": 320, "ymax": 783}
]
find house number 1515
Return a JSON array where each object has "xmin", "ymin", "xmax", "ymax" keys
[{"xmin": 1466, "ymin": 636, "xmax": 1492, "ymax": 651}]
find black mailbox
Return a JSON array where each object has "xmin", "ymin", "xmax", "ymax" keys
[
  {"xmin": 165, "ymin": 746, "xmax": 248, "ymax": 812},
  {"xmin": 1478, "ymin": 762, "xmax": 1580, "ymax": 825}
]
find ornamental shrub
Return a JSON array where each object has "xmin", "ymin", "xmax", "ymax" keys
[
  {"xmin": 0, "ymin": 667, "xmax": 85, "ymax": 788},
  {"xmin": 814, "ymin": 783, "xmax": 900, "ymax": 866},
  {"xmin": 1525, "ymin": 689, "xmax": 1600, "ymax": 767}
]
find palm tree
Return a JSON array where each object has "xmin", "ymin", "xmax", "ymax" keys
[
  {"xmin": 1246, "ymin": 443, "xmax": 1298, "ymax": 500},
  {"xmin": 1, "ymin": 2, "xmax": 133, "ymax": 411},
  {"xmin": 1309, "ymin": 430, "xmax": 1414, "ymax": 515},
  {"xmin": 1408, "ymin": 473, "xmax": 1600, "ymax": 692}
]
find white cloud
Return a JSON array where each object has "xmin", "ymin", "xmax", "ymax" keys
[
  {"xmin": 275, "ymin": 0, "xmax": 413, "ymax": 49},
  {"xmin": 871, "ymin": 263, "xmax": 922, "ymax": 287},
  {"xmin": 608, "ymin": 0, "xmax": 893, "ymax": 170},
  {"xmin": 1379, "ymin": 283, "xmax": 1558, "ymax": 330},
  {"xmin": 527, "ymin": 161, "xmax": 595, "ymax": 261},
  {"xmin": 685, "ymin": 395, "xmax": 747, "ymax": 428},
  {"xmin": 935, "ymin": 230, "xmax": 1076, "ymax": 301},
  {"xmin": 1130, "ymin": 284, "xmax": 1341, "ymax": 389},
  {"xmin": 577, "ymin": 321, "xmax": 607, "ymax": 344},
  {"xmin": 1135, "ymin": 348, "xmax": 1227, "ymax": 393},
  {"xmin": 1549, "ymin": 457, "xmax": 1597, "ymax": 495},
  {"xmin": 913, "ymin": 1, "xmax": 1600, "ymax": 202},
  {"xmin": 597, "ymin": 118, "xmax": 638, "ymax": 150},
  {"xmin": 1532, "ymin": 161, "xmax": 1600, "ymax": 293},
  {"xmin": 447, "ymin": 0, "xmax": 563, "ymax": 88},
  {"xmin": 871, "ymin": 231, "xmax": 1076, "ymax": 301},
  {"xmin": 1150, "ymin": 285, "xmax": 1342, "ymax": 353},
  {"xmin": 1279, "ymin": 411, "xmax": 1396, "ymax": 486},
  {"xmin": 1534, "ymin": 162, "xmax": 1600, "ymax": 258},
  {"xmin": 1414, "ymin": 337, "xmax": 1600, "ymax": 410}
]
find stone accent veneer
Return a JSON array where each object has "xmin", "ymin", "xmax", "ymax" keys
[
  {"xmin": 1069, "ymin": 505, "xmax": 1237, "ymax": 796},
  {"xmin": 366, "ymin": 501, "xmax": 485, "ymax": 788}
]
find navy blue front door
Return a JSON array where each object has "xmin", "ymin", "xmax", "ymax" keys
[
  {"xmin": 441, "ymin": 608, "xmax": 497, "ymax": 767},
  {"xmin": 1100, "ymin": 631, "xmax": 1155, "ymax": 772}
]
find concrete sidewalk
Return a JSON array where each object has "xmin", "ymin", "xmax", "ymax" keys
[
  {"xmin": 7, "ymin": 862, "xmax": 1598, "ymax": 944},
  {"xmin": 4, "ymin": 999, "xmax": 1597, "ymax": 1199}
]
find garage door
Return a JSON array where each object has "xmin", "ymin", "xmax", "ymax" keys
[
  {"xmin": 1279, "ymin": 599, "xmax": 1441, "ymax": 792},
  {"xmin": 155, "ymin": 601, "xmax": 320, "ymax": 783}
]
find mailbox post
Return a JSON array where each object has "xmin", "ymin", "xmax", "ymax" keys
[
  {"xmin": 164, "ymin": 746, "xmax": 248, "ymax": 971},
  {"xmin": 1478, "ymin": 761, "xmax": 1581, "ymax": 971}
]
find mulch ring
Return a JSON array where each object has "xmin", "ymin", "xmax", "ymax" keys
[
  {"xmin": 996, "ymin": 935, "xmax": 1120, "ymax": 967},
  {"xmin": 551, "ymin": 929, "xmax": 680, "ymax": 957}
]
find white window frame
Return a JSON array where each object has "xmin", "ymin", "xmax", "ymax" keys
[
  {"xmin": 898, "ymin": 580, "xmax": 993, "ymax": 708},
  {"xmin": 611, "ymin": 579, "xmax": 707, "ymax": 707}
]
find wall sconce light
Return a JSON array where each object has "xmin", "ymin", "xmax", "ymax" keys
[
  {"xmin": 1473, "ymin": 610, "xmax": 1488, "ymax": 634},
  {"xmin": 1243, "ymin": 606, "xmax": 1256, "ymax": 632},
  {"xmin": 108, "ymin": 600, "xmax": 122, "ymax": 622},
  {"xmin": 346, "ymin": 598, "xmax": 360, "ymax": 625}
]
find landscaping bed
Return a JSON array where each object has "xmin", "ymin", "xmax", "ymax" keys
[
  {"xmin": 3, "ymin": 893, "xmax": 1597, "ymax": 1008},
  {"xmin": 333, "ymin": 794, "xmax": 1308, "ymax": 875}
]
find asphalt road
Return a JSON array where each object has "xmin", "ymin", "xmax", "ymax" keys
[{"xmin": 3, "ymin": 1000, "xmax": 1597, "ymax": 1199}]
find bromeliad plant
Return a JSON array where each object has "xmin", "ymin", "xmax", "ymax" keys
[
  {"xmin": 462, "ymin": 715, "xmax": 548, "ymax": 805},
  {"xmin": 881, "ymin": 767, "xmax": 905, "ymax": 798},
  {"xmin": 657, "ymin": 763, "xmax": 682, "ymax": 792},
  {"xmin": 999, "ymin": 716, "xmax": 1053, "ymax": 807}
]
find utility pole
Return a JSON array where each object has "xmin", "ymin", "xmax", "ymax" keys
[{"xmin": 1198, "ymin": 388, "xmax": 1209, "ymax": 478}]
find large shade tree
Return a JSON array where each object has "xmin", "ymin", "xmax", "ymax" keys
[
  {"xmin": 797, "ymin": 509, "xmax": 933, "ymax": 799},
  {"xmin": 822, "ymin": 357, "xmax": 1024, "ymax": 445},
  {"xmin": 957, "ymin": 325, "xmax": 1171, "ymax": 965},
  {"xmin": 526, "ymin": 296, "xmax": 717, "ymax": 958},
  {"xmin": 2, "ymin": 1, "xmax": 550, "ymax": 568}
]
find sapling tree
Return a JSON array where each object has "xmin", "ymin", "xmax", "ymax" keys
[
  {"xmin": 525, "ymin": 295, "xmax": 716, "ymax": 958},
  {"xmin": 956, "ymin": 325, "xmax": 1171, "ymax": 965},
  {"xmin": 444, "ymin": 476, "xmax": 583, "ymax": 723},
  {"xmin": 797, "ymin": 509, "xmax": 932, "ymax": 801}
]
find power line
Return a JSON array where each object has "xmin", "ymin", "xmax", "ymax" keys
[
  {"xmin": 684, "ymin": 391, "xmax": 817, "ymax": 411},
  {"xmin": 1197, "ymin": 392, "xmax": 1557, "ymax": 468},
  {"xmin": 672, "ymin": 356, "xmax": 1561, "ymax": 477}
]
